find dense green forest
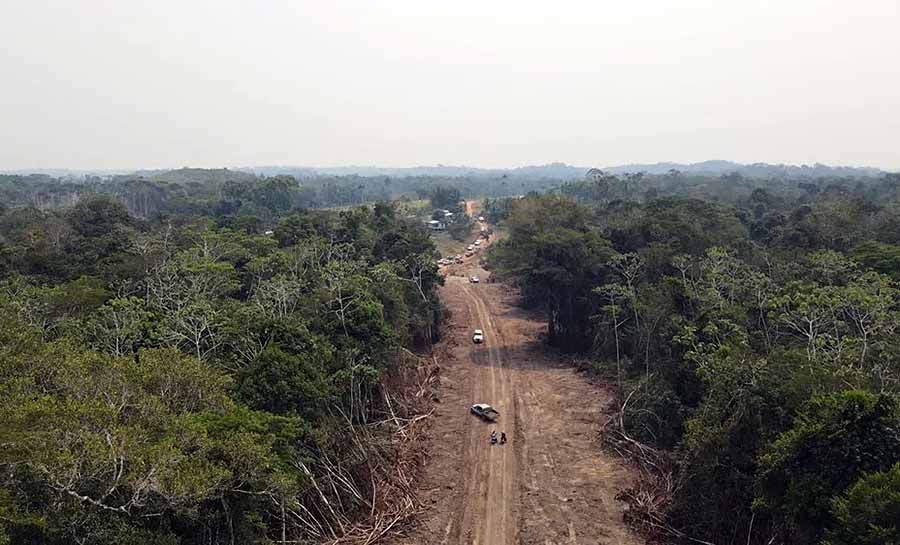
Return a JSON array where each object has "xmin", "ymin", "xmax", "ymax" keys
[
  {"xmin": 0, "ymin": 186, "xmax": 444, "ymax": 543},
  {"xmin": 489, "ymin": 170, "xmax": 900, "ymax": 544},
  {"xmin": 4, "ymin": 166, "xmax": 900, "ymax": 544}
]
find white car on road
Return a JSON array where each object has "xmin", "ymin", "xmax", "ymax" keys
[{"xmin": 472, "ymin": 329, "xmax": 484, "ymax": 343}]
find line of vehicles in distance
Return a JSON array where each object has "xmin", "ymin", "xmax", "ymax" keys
[
  {"xmin": 467, "ymin": 218, "xmax": 505, "ymax": 441},
  {"xmin": 467, "ymin": 215, "xmax": 500, "ymax": 436},
  {"xmin": 436, "ymin": 237, "xmax": 484, "ymax": 266}
]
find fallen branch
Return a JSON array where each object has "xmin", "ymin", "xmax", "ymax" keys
[
  {"xmin": 601, "ymin": 388, "xmax": 688, "ymax": 543},
  {"xmin": 298, "ymin": 346, "xmax": 441, "ymax": 545}
]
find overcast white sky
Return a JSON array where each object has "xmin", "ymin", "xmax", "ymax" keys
[{"xmin": 1, "ymin": 1, "xmax": 898, "ymax": 171}]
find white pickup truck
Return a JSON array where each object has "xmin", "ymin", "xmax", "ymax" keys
[{"xmin": 470, "ymin": 403, "xmax": 499, "ymax": 421}]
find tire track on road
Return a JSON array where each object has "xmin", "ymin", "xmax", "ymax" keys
[{"xmin": 459, "ymin": 280, "xmax": 517, "ymax": 545}]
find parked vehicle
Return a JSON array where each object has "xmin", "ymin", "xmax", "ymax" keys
[
  {"xmin": 472, "ymin": 329, "xmax": 484, "ymax": 343},
  {"xmin": 470, "ymin": 403, "xmax": 499, "ymax": 422},
  {"xmin": 470, "ymin": 276, "xmax": 480, "ymax": 283}
]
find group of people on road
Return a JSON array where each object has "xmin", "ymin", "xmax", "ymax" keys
[{"xmin": 490, "ymin": 430, "xmax": 507, "ymax": 445}]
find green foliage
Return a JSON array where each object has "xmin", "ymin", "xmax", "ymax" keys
[
  {"xmin": 81, "ymin": 296, "xmax": 153, "ymax": 356},
  {"xmin": 481, "ymin": 196, "xmax": 515, "ymax": 223},
  {"xmin": 66, "ymin": 195, "xmax": 132, "ymax": 237},
  {"xmin": 491, "ymin": 194, "xmax": 612, "ymax": 350},
  {"xmin": 755, "ymin": 391, "xmax": 900, "ymax": 540},
  {"xmin": 823, "ymin": 462, "xmax": 900, "ymax": 545},
  {"xmin": 852, "ymin": 240, "xmax": 900, "ymax": 281},
  {"xmin": 620, "ymin": 375, "xmax": 685, "ymax": 449},
  {"xmin": 275, "ymin": 209, "xmax": 332, "ymax": 246},
  {"xmin": 428, "ymin": 185, "xmax": 462, "ymax": 210},
  {"xmin": 606, "ymin": 198, "xmax": 748, "ymax": 255},
  {"xmin": 670, "ymin": 346, "xmax": 799, "ymax": 540},
  {"xmin": 237, "ymin": 345, "xmax": 332, "ymax": 420},
  {"xmin": 0, "ymin": 338, "xmax": 297, "ymax": 543},
  {"xmin": 447, "ymin": 212, "xmax": 474, "ymax": 241},
  {"xmin": 65, "ymin": 196, "xmax": 135, "ymax": 276}
]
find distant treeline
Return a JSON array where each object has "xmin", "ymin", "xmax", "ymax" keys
[
  {"xmin": 0, "ymin": 168, "xmax": 560, "ymax": 219},
  {"xmin": 4, "ymin": 165, "xmax": 894, "ymax": 223}
]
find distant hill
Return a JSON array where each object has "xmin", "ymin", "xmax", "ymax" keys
[
  {"xmin": 243, "ymin": 161, "xmax": 888, "ymax": 180},
  {"xmin": 144, "ymin": 167, "xmax": 256, "ymax": 185},
  {"xmin": 2, "ymin": 161, "xmax": 892, "ymax": 181},
  {"xmin": 602, "ymin": 160, "xmax": 886, "ymax": 178},
  {"xmin": 240, "ymin": 162, "xmax": 586, "ymax": 180},
  {"xmin": 0, "ymin": 168, "xmax": 136, "ymax": 178}
]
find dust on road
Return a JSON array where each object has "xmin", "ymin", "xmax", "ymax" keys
[{"xmin": 394, "ymin": 233, "xmax": 641, "ymax": 545}]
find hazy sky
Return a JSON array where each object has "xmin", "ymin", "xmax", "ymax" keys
[{"xmin": 1, "ymin": 1, "xmax": 899, "ymax": 171}]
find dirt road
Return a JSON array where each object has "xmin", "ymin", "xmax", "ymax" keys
[{"xmin": 395, "ymin": 250, "xmax": 641, "ymax": 544}]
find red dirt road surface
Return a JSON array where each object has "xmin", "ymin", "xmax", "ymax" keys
[{"xmin": 395, "ymin": 252, "xmax": 641, "ymax": 544}]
